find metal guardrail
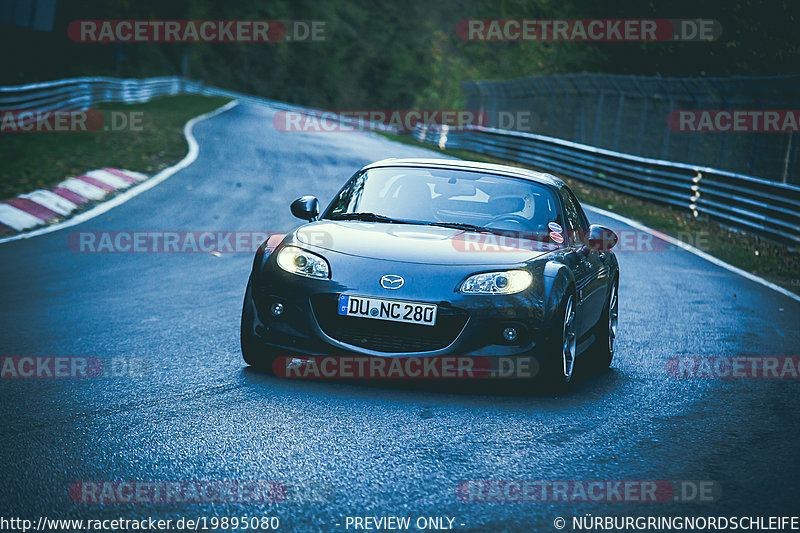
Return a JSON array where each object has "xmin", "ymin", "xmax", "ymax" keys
[
  {"xmin": 0, "ymin": 76, "xmax": 395, "ymax": 132},
  {"xmin": 0, "ymin": 77, "xmax": 198, "ymax": 111},
  {"xmin": 415, "ymin": 124, "xmax": 800, "ymax": 247}
]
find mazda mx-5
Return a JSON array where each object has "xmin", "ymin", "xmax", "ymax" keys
[{"xmin": 241, "ymin": 158, "xmax": 619, "ymax": 391}]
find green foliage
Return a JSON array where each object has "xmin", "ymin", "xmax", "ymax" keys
[{"xmin": 0, "ymin": 0, "xmax": 797, "ymax": 109}]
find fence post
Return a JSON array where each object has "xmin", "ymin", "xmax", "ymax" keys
[
  {"xmin": 630, "ymin": 77, "xmax": 649, "ymax": 155},
  {"xmin": 660, "ymin": 78, "xmax": 674, "ymax": 160},
  {"xmin": 608, "ymin": 76, "xmax": 625, "ymax": 151},
  {"xmin": 590, "ymin": 75, "xmax": 604, "ymax": 147}
]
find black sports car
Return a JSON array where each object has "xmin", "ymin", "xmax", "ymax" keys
[{"xmin": 242, "ymin": 158, "xmax": 619, "ymax": 391}]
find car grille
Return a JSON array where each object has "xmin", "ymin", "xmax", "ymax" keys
[{"xmin": 310, "ymin": 294, "xmax": 468, "ymax": 353}]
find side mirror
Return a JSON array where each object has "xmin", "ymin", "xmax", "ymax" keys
[
  {"xmin": 586, "ymin": 224, "xmax": 618, "ymax": 251},
  {"xmin": 290, "ymin": 196, "xmax": 320, "ymax": 222}
]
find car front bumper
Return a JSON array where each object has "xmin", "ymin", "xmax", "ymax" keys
[{"xmin": 247, "ymin": 255, "xmax": 551, "ymax": 361}]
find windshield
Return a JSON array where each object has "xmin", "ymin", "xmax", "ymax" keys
[{"xmin": 324, "ymin": 167, "xmax": 561, "ymax": 235}]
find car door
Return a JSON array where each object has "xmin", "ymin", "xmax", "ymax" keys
[{"xmin": 558, "ymin": 186, "xmax": 605, "ymax": 336}]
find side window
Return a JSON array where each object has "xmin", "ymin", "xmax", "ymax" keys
[{"xmin": 558, "ymin": 188, "xmax": 588, "ymax": 244}]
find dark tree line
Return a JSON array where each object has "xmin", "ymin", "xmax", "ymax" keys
[{"xmin": 1, "ymin": 0, "xmax": 797, "ymax": 109}]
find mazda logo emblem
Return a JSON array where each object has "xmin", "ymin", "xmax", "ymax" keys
[{"xmin": 380, "ymin": 275, "xmax": 404, "ymax": 289}]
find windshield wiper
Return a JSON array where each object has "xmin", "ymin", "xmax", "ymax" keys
[
  {"xmin": 422, "ymin": 221, "xmax": 496, "ymax": 233},
  {"xmin": 424, "ymin": 221, "xmax": 545, "ymax": 240},
  {"xmin": 328, "ymin": 212, "xmax": 410, "ymax": 224}
]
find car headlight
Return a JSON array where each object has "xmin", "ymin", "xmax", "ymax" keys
[
  {"xmin": 459, "ymin": 270, "xmax": 532, "ymax": 294},
  {"xmin": 277, "ymin": 246, "xmax": 330, "ymax": 279}
]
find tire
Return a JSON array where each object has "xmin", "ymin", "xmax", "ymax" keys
[
  {"xmin": 241, "ymin": 279, "xmax": 276, "ymax": 374},
  {"xmin": 537, "ymin": 289, "xmax": 577, "ymax": 394},
  {"xmin": 590, "ymin": 278, "xmax": 618, "ymax": 369}
]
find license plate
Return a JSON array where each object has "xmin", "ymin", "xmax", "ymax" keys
[{"xmin": 337, "ymin": 295, "xmax": 437, "ymax": 326}]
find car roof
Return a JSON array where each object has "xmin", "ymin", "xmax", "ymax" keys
[{"xmin": 363, "ymin": 158, "xmax": 565, "ymax": 188}]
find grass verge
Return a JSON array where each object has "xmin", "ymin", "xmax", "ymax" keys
[
  {"xmin": 380, "ymin": 132, "xmax": 800, "ymax": 294},
  {"xmin": 0, "ymin": 95, "xmax": 232, "ymax": 200}
]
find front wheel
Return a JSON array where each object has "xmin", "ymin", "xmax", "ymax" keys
[
  {"xmin": 590, "ymin": 279, "xmax": 618, "ymax": 369},
  {"xmin": 241, "ymin": 279, "xmax": 276, "ymax": 374},
  {"xmin": 537, "ymin": 291, "xmax": 577, "ymax": 394}
]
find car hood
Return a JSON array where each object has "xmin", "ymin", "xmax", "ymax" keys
[{"xmin": 293, "ymin": 220, "xmax": 556, "ymax": 265}]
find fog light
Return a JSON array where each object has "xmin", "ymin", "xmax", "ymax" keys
[
  {"xmin": 502, "ymin": 327, "xmax": 518, "ymax": 343},
  {"xmin": 271, "ymin": 302, "xmax": 285, "ymax": 316}
]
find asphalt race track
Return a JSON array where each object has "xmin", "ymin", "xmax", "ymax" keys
[{"xmin": 1, "ymin": 101, "xmax": 799, "ymax": 531}]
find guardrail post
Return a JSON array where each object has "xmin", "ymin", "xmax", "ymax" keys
[{"xmin": 609, "ymin": 77, "xmax": 625, "ymax": 151}]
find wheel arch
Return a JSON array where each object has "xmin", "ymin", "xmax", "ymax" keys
[{"xmin": 542, "ymin": 260, "xmax": 576, "ymax": 323}]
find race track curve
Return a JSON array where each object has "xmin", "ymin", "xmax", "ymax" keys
[{"xmin": 1, "ymin": 101, "xmax": 798, "ymax": 532}]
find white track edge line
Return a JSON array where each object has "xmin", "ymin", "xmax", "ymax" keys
[
  {"xmin": 584, "ymin": 204, "xmax": 800, "ymax": 304},
  {"xmin": 0, "ymin": 100, "xmax": 240, "ymax": 245}
]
